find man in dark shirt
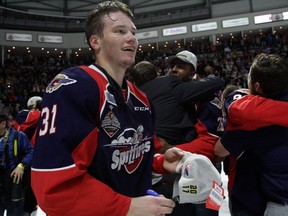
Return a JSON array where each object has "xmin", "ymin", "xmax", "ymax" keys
[
  {"xmin": 132, "ymin": 51, "xmax": 224, "ymax": 146},
  {"xmin": 131, "ymin": 50, "xmax": 224, "ymax": 216}
]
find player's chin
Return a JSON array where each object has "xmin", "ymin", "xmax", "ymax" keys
[{"xmin": 123, "ymin": 58, "xmax": 136, "ymax": 66}]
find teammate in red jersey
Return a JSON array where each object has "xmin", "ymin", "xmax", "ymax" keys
[
  {"xmin": 215, "ymin": 53, "xmax": 288, "ymax": 216},
  {"xmin": 31, "ymin": 1, "xmax": 184, "ymax": 216},
  {"xmin": 14, "ymin": 96, "xmax": 42, "ymax": 141}
]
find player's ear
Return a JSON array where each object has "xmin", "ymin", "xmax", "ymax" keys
[
  {"xmin": 0, "ymin": 120, "xmax": 7, "ymax": 129},
  {"xmin": 189, "ymin": 72, "xmax": 195, "ymax": 80},
  {"xmin": 89, "ymin": 35, "xmax": 101, "ymax": 51},
  {"xmin": 254, "ymin": 82, "xmax": 263, "ymax": 95}
]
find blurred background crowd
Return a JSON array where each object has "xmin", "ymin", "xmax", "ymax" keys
[{"xmin": 1, "ymin": 31, "xmax": 288, "ymax": 120}]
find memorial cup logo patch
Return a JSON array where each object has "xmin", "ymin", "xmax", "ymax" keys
[{"xmin": 101, "ymin": 105, "xmax": 120, "ymax": 138}]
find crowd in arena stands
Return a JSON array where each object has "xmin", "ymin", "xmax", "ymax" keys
[{"xmin": 1, "ymin": 31, "xmax": 288, "ymax": 120}]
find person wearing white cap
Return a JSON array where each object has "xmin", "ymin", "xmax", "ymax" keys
[
  {"xmin": 26, "ymin": 96, "xmax": 43, "ymax": 110},
  {"xmin": 132, "ymin": 51, "xmax": 224, "ymax": 147},
  {"xmin": 14, "ymin": 96, "xmax": 42, "ymax": 140},
  {"xmin": 166, "ymin": 50, "xmax": 198, "ymax": 81}
]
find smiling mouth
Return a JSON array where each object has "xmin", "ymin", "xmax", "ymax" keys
[{"xmin": 122, "ymin": 48, "xmax": 135, "ymax": 52}]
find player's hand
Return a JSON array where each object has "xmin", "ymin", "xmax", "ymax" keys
[
  {"xmin": 163, "ymin": 147, "xmax": 185, "ymax": 173},
  {"xmin": 127, "ymin": 196, "xmax": 175, "ymax": 216},
  {"xmin": 158, "ymin": 137, "xmax": 173, "ymax": 154},
  {"xmin": 11, "ymin": 166, "xmax": 24, "ymax": 184}
]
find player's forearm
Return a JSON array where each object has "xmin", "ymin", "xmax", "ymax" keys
[
  {"xmin": 175, "ymin": 137, "xmax": 217, "ymax": 164},
  {"xmin": 214, "ymin": 139, "xmax": 230, "ymax": 158}
]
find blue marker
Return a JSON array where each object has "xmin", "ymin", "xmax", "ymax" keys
[{"xmin": 146, "ymin": 189, "xmax": 160, "ymax": 197}]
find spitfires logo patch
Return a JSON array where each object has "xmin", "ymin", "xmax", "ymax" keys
[
  {"xmin": 101, "ymin": 105, "xmax": 121, "ymax": 138},
  {"xmin": 46, "ymin": 74, "xmax": 77, "ymax": 93},
  {"xmin": 105, "ymin": 125, "xmax": 152, "ymax": 174}
]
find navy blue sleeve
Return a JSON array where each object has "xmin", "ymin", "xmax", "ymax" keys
[
  {"xmin": 172, "ymin": 76, "xmax": 224, "ymax": 104},
  {"xmin": 221, "ymin": 126, "xmax": 283, "ymax": 157},
  {"xmin": 18, "ymin": 131, "xmax": 34, "ymax": 168},
  {"xmin": 33, "ymin": 67, "xmax": 100, "ymax": 169}
]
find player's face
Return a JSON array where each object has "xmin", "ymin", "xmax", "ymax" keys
[
  {"xmin": 247, "ymin": 69, "xmax": 258, "ymax": 95},
  {"xmin": 99, "ymin": 11, "xmax": 138, "ymax": 68},
  {"xmin": 0, "ymin": 120, "xmax": 7, "ymax": 136},
  {"xmin": 168, "ymin": 60, "xmax": 194, "ymax": 82},
  {"xmin": 247, "ymin": 70, "xmax": 251, "ymax": 88}
]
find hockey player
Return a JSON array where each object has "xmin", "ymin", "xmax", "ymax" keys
[
  {"xmin": 215, "ymin": 53, "xmax": 288, "ymax": 215},
  {"xmin": 31, "ymin": 1, "xmax": 184, "ymax": 216},
  {"xmin": 14, "ymin": 96, "xmax": 42, "ymax": 141}
]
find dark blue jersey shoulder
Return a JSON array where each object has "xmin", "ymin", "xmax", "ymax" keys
[
  {"xmin": 224, "ymin": 89, "xmax": 249, "ymax": 116},
  {"xmin": 197, "ymin": 95, "xmax": 223, "ymax": 136},
  {"xmin": 15, "ymin": 110, "xmax": 29, "ymax": 125},
  {"xmin": 33, "ymin": 66, "xmax": 101, "ymax": 168}
]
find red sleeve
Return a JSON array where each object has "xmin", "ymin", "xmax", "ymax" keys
[
  {"xmin": 32, "ymin": 168, "xmax": 131, "ymax": 215},
  {"xmin": 175, "ymin": 138, "xmax": 217, "ymax": 164},
  {"xmin": 30, "ymin": 130, "xmax": 36, "ymax": 147},
  {"xmin": 32, "ymin": 145, "xmax": 131, "ymax": 213},
  {"xmin": 153, "ymin": 135, "xmax": 162, "ymax": 153},
  {"xmin": 32, "ymin": 128, "xmax": 131, "ymax": 216},
  {"xmin": 152, "ymin": 136, "xmax": 172, "ymax": 174},
  {"xmin": 152, "ymin": 154, "xmax": 169, "ymax": 174},
  {"xmin": 19, "ymin": 111, "xmax": 40, "ymax": 132},
  {"xmin": 13, "ymin": 121, "xmax": 20, "ymax": 130},
  {"xmin": 228, "ymin": 94, "xmax": 288, "ymax": 130},
  {"xmin": 175, "ymin": 121, "xmax": 218, "ymax": 164}
]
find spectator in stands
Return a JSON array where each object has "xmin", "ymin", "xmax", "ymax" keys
[
  {"xmin": 3, "ymin": 29, "xmax": 288, "ymax": 118},
  {"xmin": 0, "ymin": 111, "xmax": 34, "ymax": 216},
  {"xmin": 14, "ymin": 96, "xmax": 42, "ymax": 216}
]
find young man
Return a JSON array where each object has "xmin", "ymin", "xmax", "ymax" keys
[
  {"xmin": 215, "ymin": 53, "xmax": 288, "ymax": 216},
  {"xmin": 0, "ymin": 111, "xmax": 34, "ymax": 215},
  {"xmin": 130, "ymin": 60, "xmax": 159, "ymax": 87},
  {"xmin": 31, "ymin": 1, "xmax": 184, "ymax": 216}
]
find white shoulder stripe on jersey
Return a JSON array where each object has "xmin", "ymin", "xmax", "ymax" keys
[
  {"xmin": 31, "ymin": 164, "xmax": 76, "ymax": 172},
  {"xmin": 88, "ymin": 64, "xmax": 109, "ymax": 82}
]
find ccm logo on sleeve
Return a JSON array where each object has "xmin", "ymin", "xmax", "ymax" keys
[{"xmin": 134, "ymin": 107, "xmax": 150, "ymax": 111}]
